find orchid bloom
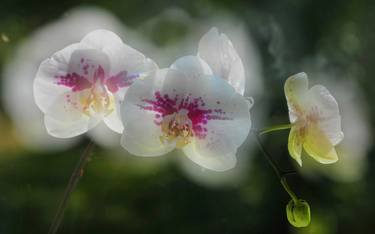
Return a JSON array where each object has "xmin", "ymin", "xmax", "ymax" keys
[
  {"xmin": 120, "ymin": 56, "xmax": 252, "ymax": 171},
  {"xmin": 285, "ymin": 72, "xmax": 344, "ymax": 166},
  {"xmin": 198, "ymin": 27, "xmax": 245, "ymax": 95},
  {"xmin": 33, "ymin": 29, "xmax": 157, "ymax": 138}
]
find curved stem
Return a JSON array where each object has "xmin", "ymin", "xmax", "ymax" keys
[
  {"xmin": 252, "ymin": 132, "xmax": 298, "ymax": 201},
  {"xmin": 259, "ymin": 123, "xmax": 293, "ymax": 136},
  {"xmin": 281, "ymin": 177, "xmax": 298, "ymax": 202},
  {"xmin": 253, "ymin": 132, "xmax": 282, "ymax": 178},
  {"xmin": 48, "ymin": 140, "xmax": 95, "ymax": 234}
]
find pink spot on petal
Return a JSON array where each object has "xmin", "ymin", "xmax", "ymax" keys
[
  {"xmin": 138, "ymin": 92, "xmax": 231, "ymax": 139},
  {"xmin": 94, "ymin": 65, "xmax": 105, "ymax": 83},
  {"xmin": 106, "ymin": 71, "xmax": 139, "ymax": 93},
  {"xmin": 56, "ymin": 73, "xmax": 92, "ymax": 92}
]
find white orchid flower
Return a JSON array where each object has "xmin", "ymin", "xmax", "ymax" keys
[
  {"xmin": 33, "ymin": 29, "xmax": 157, "ymax": 138},
  {"xmin": 285, "ymin": 72, "xmax": 344, "ymax": 166},
  {"xmin": 198, "ymin": 27, "xmax": 245, "ymax": 95},
  {"xmin": 120, "ymin": 56, "xmax": 252, "ymax": 171}
]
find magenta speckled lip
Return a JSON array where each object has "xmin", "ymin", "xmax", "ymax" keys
[
  {"xmin": 55, "ymin": 57, "xmax": 138, "ymax": 94},
  {"xmin": 138, "ymin": 91, "xmax": 232, "ymax": 139}
]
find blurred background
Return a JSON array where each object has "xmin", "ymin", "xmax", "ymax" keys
[{"xmin": 0, "ymin": 0, "xmax": 374, "ymax": 233}]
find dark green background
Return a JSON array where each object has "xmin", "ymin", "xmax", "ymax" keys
[{"xmin": 1, "ymin": 0, "xmax": 375, "ymax": 233}]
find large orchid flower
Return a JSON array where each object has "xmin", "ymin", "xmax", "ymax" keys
[
  {"xmin": 198, "ymin": 27, "xmax": 245, "ymax": 95},
  {"xmin": 120, "ymin": 56, "xmax": 252, "ymax": 171},
  {"xmin": 33, "ymin": 29, "xmax": 157, "ymax": 138},
  {"xmin": 285, "ymin": 72, "xmax": 344, "ymax": 166}
]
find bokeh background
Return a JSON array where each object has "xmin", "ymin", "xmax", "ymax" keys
[{"xmin": 1, "ymin": 0, "xmax": 374, "ymax": 233}]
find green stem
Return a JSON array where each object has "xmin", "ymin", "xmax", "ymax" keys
[
  {"xmin": 252, "ymin": 132, "xmax": 298, "ymax": 202},
  {"xmin": 48, "ymin": 140, "xmax": 95, "ymax": 234},
  {"xmin": 281, "ymin": 177, "xmax": 298, "ymax": 202},
  {"xmin": 258, "ymin": 123, "xmax": 293, "ymax": 136},
  {"xmin": 253, "ymin": 132, "xmax": 282, "ymax": 178}
]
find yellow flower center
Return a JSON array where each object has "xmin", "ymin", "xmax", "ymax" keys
[
  {"xmin": 295, "ymin": 109, "xmax": 320, "ymax": 140},
  {"xmin": 160, "ymin": 110, "xmax": 193, "ymax": 148},
  {"xmin": 80, "ymin": 84, "xmax": 114, "ymax": 117}
]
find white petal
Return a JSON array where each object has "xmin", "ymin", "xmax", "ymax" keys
[
  {"xmin": 120, "ymin": 69, "xmax": 176, "ymax": 156},
  {"xmin": 198, "ymin": 27, "xmax": 245, "ymax": 95},
  {"xmin": 182, "ymin": 86, "xmax": 251, "ymax": 172},
  {"xmin": 303, "ymin": 122, "xmax": 338, "ymax": 164},
  {"xmin": 170, "ymin": 55, "xmax": 212, "ymax": 80},
  {"xmin": 34, "ymin": 43, "xmax": 84, "ymax": 114},
  {"xmin": 181, "ymin": 91, "xmax": 251, "ymax": 171},
  {"xmin": 183, "ymin": 143, "xmax": 237, "ymax": 171},
  {"xmin": 191, "ymin": 75, "xmax": 252, "ymax": 147},
  {"xmin": 69, "ymin": 48, "xmax": 110, "ymax": 81},
  {"xmin": 44, "ymin": 114, "xmax": 99, "ymax": 138},
  {"xmin": 307, "ymin": 85, "xmax": 344, "ymax": 145},
  {"xmin": 43, "ymin": 92, "xmax": 102, "ymax": 137},
  {"xmin": 81, "ymin": 29, "xmax": 158, "ymax": 100},
  {"xmin": 82, "ymin": 29, "xmax": 157, "ymax": 75},
  {"xmin": 87, "ymin": 122, "xmax": 122, "ymax": 148},
  {"xmin": 172, "ymin": 57, "xmax": 251, "ymax": 170},
  {"xmin": 288, "ymin": 126, "xmax": 303, "ymax": 166},
  {"xmin": 80, "ymin": 29, "xmax": 124, "ymax": 51},
  {"xmin": 168, "ymin": 57, "xmax": 252, "ymax": 134},
  {"xmin": 284, "ymin": 72, "xmax": 309, "ymax": 123},
  {"xmin": 103, "ymin": 102, "xmax": 123, "ymax": 133}
]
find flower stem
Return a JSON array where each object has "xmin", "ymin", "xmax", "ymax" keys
[
  {"xmin": 281, "ymin": 176, "xmax": 298, "ymax": 202},
  {"xmin": 258, "ymin": 123, "xmax": 293, "ymax": 136},
  {"xmin": 48, "ymin": 140, "xmax": 95, "ymax": 234},
  {"xmin": 252, "ymin": 132, "xmax": 298, "ymax": 202}
]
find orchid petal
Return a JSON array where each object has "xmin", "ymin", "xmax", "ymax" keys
[
  {"xmin": 183, "ymin": 142, "xmax": 237, "ymax": 171},
  {"xmin": 170, "ymin": 55, "xmax": 212, "ymax": 80},
  {"xmin": 181, "ymin": 75, "xmax": 251, "ymax": 171},
  {"xmin": 288, "ymin": 126, "xmax": 303, "ymax": 166},
  {"xmin": 198, "ymin": 27, "xmax": 245, "ymax": 95},
  {"xmin": 45, "ymin": 115, "xmax": 99, "ymax": 138},
  {"xmin": 103, "ymin": 105, "xmax": 123, "ymax": 134},
  {"xmin": 284, "ymin": 72, "xmax": 308, "ymax": 123},
  {"xmin": 303, "ymin": 123, "xmax": 338, "ymax": 164},
  {"xmin": 120, "ymin": 69, "xmax": 177, "ymax": 156},
  {"xmin": 307, "ymin": 85, "xmax": 344, "ymax": 146},
  {"xmin": 81, "ymin": 29, "xmax": 158, "ymax": 98},
  {"xmin": 34, "ymin": 43, "xmax": 88, "ymax": 114}
]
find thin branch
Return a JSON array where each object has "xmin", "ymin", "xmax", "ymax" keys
[
  {"xmin": 252, "ymin": 132, "xmax": 299, "ymax": 201},
  {"xmin": 48, "ymin": 140, "xmax": 95, "ymax": 234},
  {"xmin": 253, "ymin": 132, "xmax": 282, "ymax": 178},
  {"xmin": 258, "ymin": 123, "xmax": 293, "ymax": 136}
]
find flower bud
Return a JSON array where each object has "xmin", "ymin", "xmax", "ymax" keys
[{"xmin": 286, "ymin": 199, "xmax": 311, "ymax": 227}]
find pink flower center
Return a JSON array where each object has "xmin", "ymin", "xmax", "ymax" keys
[
  {"xmin": 138, "ymin": 91, "xmax": 231, "ymax": 146},
  {"xmin": 294, "ymin": 105, "xmax": 322, "ymax": 140},
  {"xmin": 55, "ymin": 57, "xmax": 138, "ymax": 93},
  {"xmin": 55, "ymin": 57, "xmax": 138, "ymax": 115}
]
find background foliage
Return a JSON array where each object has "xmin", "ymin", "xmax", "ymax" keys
[{"xmin": 1, "ymin": 0, "xmax": 375, "ymax": 233}]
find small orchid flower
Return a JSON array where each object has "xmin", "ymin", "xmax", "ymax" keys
[
  {"xmin": 198, "ymin": 27, "xmax": 245, "ymax": 95},
  {"xmin": 120, "ymin": 56, "xmax": 252, "ymax": 171},
  {"xmin": 33, "ymin": 29, "xmax": 157, "ymax": 138},
  {"xmin": 285, "ymin": 72, "xmax": 344, "ymax": 166}
]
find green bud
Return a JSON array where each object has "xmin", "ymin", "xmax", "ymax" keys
[{"xmin": 286, "ymin": 199, "xmax": 311, "ymax": 227}]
